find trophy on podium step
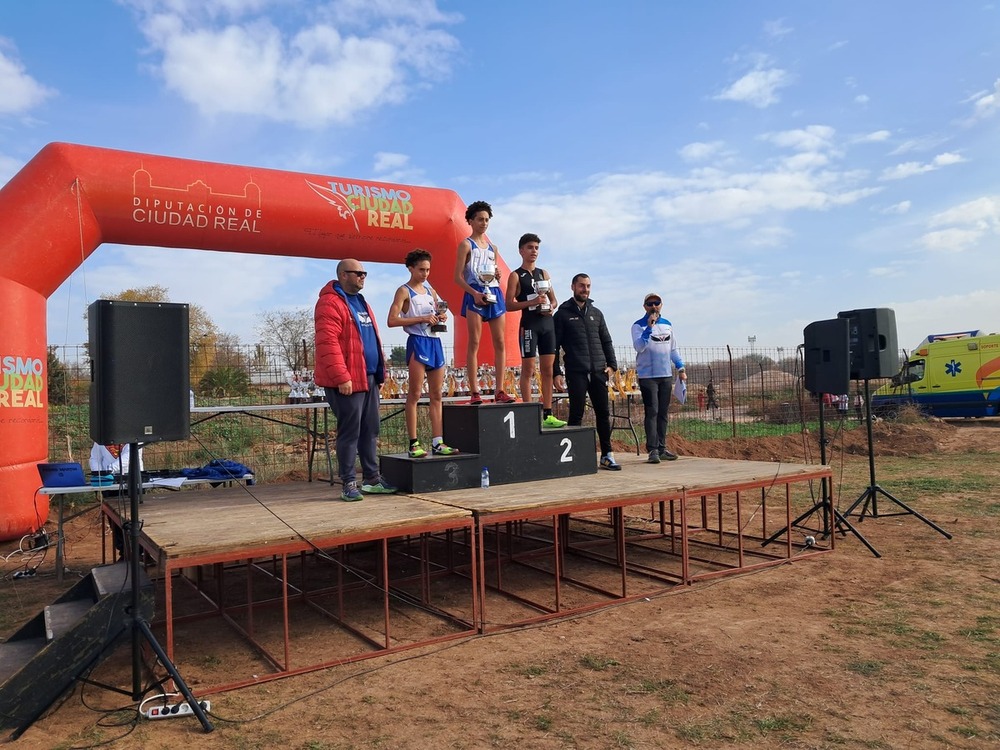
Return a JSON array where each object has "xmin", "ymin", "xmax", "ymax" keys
[{"xmin": 475, "ymin": 261, "xmax": 499, "ymax": 304}]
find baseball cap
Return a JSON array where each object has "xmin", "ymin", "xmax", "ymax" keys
[{"xmin": 643, "ymin": 292, "xmax": 662, "ymax": 304}]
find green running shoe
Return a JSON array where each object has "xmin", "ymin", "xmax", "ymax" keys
[
  {"xmin": 542, "ymin": 414, "xmax": 567, "ymax": 428},
  {"xmin": 432, "ymin": 443, "xmax": 460, "ymax": 456}
]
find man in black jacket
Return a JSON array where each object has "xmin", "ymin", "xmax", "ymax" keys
[{"xmin": 553, "ymin": 273, "xmax": 621, "ymax": 470}]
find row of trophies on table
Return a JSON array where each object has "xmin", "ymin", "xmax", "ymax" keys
[{"xmin": 282, "ymin": 366, "xmax": 644, "ymax": 403}]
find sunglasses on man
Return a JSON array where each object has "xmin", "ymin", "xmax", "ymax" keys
[{"xmin": 644, "ymin": 299, "xmax": 661, "ymax": 307}]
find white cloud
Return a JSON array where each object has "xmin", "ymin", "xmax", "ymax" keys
[
  {"xmin": 855, "ymin": 130, "xmax": 891, "ymax": 143},
  {"xmin": 678, "ymin": 141, "xmax": 725, "ymax": 162},
  {"xmin": 371, "ymin": 151, "xmax": 426, "ymax": 183},
  {"xmin": 928, "ymin": 196, "xmax": 1000, "ymax": 228},
  {"xmin": 763, "ymin": 19, "xmax": 793, "ymax": 39},
  {"xmin": 918, "ymin": 195, "xmax": 1000, "ymax": 253},
  {"xmin": 129, "ymin": 0, "xmax": 459, "ymax": 127},
  {"xmin": 373, "ymin": 152, "xmax": 409, "ymax": 172},
  {"xmin": 919, "ymin": 227, "xmax": 984, "ymax": 252},
  {"xmin": 889, "ymin": 135, "xmax": 948, "ymax": 156},
  {"xmin": 761, "ymin": 125, "xmax": 835, "ymax": 152},
  {"xmin": 880, "ymin": 152, "xmax": 965, "ymax": 180},
  {"xmin": 882, "ymin": 200, "xmax": 911, "ymax": 215},
  {"xmin": 967, "ymin": 78, "xmax": 1000, "ymax": 121},
  {"xmin": 854, "ymin": 94, "xmax": 869, "ymax": 104},
  {"xmin": 892, "ymin": 291, "xmax": 1000, "ymax": 347},
  {"xmin": 747, "ymin": 226, "xmax": 793, "ymax": 247},
  {"xmin": 0, "ymin": 44, "xmax": 55, "ymax": 115},
  {"xmin": 715, "ymin": 67, "xmax": 792, "ymax": 108}
]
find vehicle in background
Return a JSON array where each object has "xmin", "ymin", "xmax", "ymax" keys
[{"xmin": 871, "ymin": 330, "xmax": 1000, "ymax": 418}]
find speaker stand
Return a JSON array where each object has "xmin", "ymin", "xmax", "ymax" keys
[
  {"xmin": 762, "ymin": 398, "xmax": 880, "ymax": 556},
  {"xmin": 85, "ymin": 444, "xmax": 213, "ymax": 733},
  {"xmin": 842, "ymin": 381, "xmax": 952, "ymax": 541}
]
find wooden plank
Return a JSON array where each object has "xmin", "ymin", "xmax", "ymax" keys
[
  {"xmin": 111, "ymin": 483, "xmax": 473, "ymax": 560},
  {"xmin": 411, "ymin": 455, "xmax": 827, "ymax": 515}
]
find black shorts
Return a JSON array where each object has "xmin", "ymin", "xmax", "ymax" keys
[{"xmin": 519, "ymin": 320, "xmax": 556, "ymax": 358}]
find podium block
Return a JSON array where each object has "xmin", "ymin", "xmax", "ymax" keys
[
  {"xmin": 379, "ymin": 402, "xmax": 597, "ymax": 493},
  {"xmin": 379, "ymin": 452, "xmax": 481, "ymax": 493}
]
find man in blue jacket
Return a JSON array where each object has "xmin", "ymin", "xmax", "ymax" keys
[{"xmin": 631, "ymin": 292, "xmax": 686, "ymax": 463}]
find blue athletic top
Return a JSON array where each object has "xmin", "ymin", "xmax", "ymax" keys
[{"xmin": 401, "ymin": 283, "xmax": 437, "ymax": 338}]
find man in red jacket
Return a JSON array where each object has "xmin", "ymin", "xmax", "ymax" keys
[{"xmin": 315, "ymin": 259, "xmax": 396, "ymax": 501}]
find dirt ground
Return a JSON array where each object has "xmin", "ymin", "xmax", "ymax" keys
[{"xmin": 2, "ymin": 418, "xmax": 999, "ymax": 749}]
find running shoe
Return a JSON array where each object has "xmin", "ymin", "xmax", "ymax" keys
[
  {"xmin": 461, "ymin": 393, "xmax": 484, "ymax": 406},
  {"xmin": 408, "ymin": 442, "xmax": 428, "ymax": 458},
  {"xmin": 599, "ymin": 454, "xmax": 622, "ymax": 471},
  {"xmin": 361, "ymin": 476, "xmax": 397, "ymax": 494},
  {"xmin": 647, "ymin": 450, "xmax": 660, "ymax": 464},
  {"xmin": 494, "ymin": 390, "xmax": 516, "ymax": 404},
  {"xmin": 432, "ymin": 443, "xmax": 460, "ymax": 456},
  {"xmin": 659, "ymin": 449, "xmax": 678, "ymax": 461},
  {"xmin": 340, "ymin": 481, "xmax": 364, "ymax": 502},
  {"xmin": 542, "ymin": 414, "xmax": 567, "ymax": 428}
]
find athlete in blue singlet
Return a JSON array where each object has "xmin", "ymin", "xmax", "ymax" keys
[
  {"xmin": 387, "ymin": 249, "xmax": 458, "ymax": 458},
  {"xmin": 453, "ymin": 200, "xmax": 514, "ymax": 405}
]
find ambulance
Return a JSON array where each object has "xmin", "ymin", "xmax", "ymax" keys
[{"xmin": 871, "ymin": 330, "xmax": 1000, "ymax": 417}]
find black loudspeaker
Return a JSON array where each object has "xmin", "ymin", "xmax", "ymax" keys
[
  {"xmin": 803, "ymin": 318, "xmax": 850, "ymax": 395},
  {"xmin": 89, "ymin": 300, "xmax": 190, "ymax": 444},
  {"xmin": 837, "ymin": 308, "xmax": 899, "ymax": 380}
]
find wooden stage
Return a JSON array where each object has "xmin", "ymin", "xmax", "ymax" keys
[{"xmin": 102, "ymin": 455, "xmax": 833, "ymax": 694}]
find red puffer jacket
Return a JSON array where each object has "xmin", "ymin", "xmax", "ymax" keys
[{"xmin": 314, "ymin": 281, "xmax": 385, "ymax": 390}]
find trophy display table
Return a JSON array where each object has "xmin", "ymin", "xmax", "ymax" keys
[{"xmin": 379, "ymin": 402, "xmax": 596, "ymax": 492}]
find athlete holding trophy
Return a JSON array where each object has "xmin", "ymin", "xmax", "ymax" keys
[
  {"xmin": 505, "ymin": 233, "xmax": 566, "ymax": 428},
  {"xmin": 454, "ymin": 200, "xmax": 514, "ymax": 405},
  {"xmin": 387, "ymin": 248, "xmax": 459, "ymax": 458}
]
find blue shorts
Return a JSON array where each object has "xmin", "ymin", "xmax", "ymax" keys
[
  {"xmin": 406, "ymin": 335, "xmax": 445, "ymax": 371},
  {"xmin": 461, "ymin": 284, "xmax": 506, "ymax": 321}
]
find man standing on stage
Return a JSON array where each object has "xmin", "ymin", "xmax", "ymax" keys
[
  {"xmin": 554, "ymin": 273, "xmax": 621, "ymax": 470},
  {"xmin": 504, "ymin": 233, "xmax": 566, "ymax": 428},
  {"xmin": 315, "ymin": 259, "xmax": 397, "ymax": 501}
]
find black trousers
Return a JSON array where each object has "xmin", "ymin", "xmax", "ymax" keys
[{"xmin": 566, "ymin": 370, "xmax": 613, "ymax": 456}]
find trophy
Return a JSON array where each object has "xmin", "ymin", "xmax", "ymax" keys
[
  {"xmin": 535, "ymin": 278, "xmax": 551, "ymax": 312},
  {"xmin": 431, "ymin": 299, "xmax": 448, "ymax": 334},
  {"xmin": 475, "ymin": 260, "xmax": 498, "ymax": 304}
]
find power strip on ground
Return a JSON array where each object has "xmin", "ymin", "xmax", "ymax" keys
[{"xmin": 145, "ymin": 700, "xmax": 210, "ymax": 720}]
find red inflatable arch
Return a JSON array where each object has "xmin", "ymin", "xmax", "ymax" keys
[{"xmin": 0, "ymin": 142, "xmax": 518, "ymax": 541}]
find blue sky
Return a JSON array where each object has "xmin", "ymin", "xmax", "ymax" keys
[{"xmin": 2, "ymin": 0, "xmax": 999, "ymax": 354}]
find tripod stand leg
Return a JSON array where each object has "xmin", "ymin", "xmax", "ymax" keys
[
  {"xmin": 843, "ymin": 485, "xmax": 876, "ymax": 520},
  {"xmin": 136, "ymin": 619, "xmax": 214, "ymax": 732},
  {"xmin": 829, "ymin": 507, "xmax": 881, "ymax": 557},
  {"xmin": 873, "ymin": 486, "xmax": 953, "ymax": 539}
]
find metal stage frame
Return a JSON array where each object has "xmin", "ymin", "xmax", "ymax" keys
[{"xmin": 100, "ymin": 456, "xmax": 832, "ymax": 694}]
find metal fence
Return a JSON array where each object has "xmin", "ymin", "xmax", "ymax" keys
[{"xmin": 45, "ymin": 343, "xmax": 886, "ymax": 482}]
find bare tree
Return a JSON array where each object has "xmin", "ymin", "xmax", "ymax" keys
[{"xmin": 256, "ymin": 308, "xmax": 314, "ymax": 370}]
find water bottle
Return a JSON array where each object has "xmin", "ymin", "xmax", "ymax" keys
[
  {"xmin": 480, "ymin": 467, "xmax": 490, "ymax": 490},
  {"xmin": 189, "ymin": 389, "xmax": 195, "ymax": 409}
]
